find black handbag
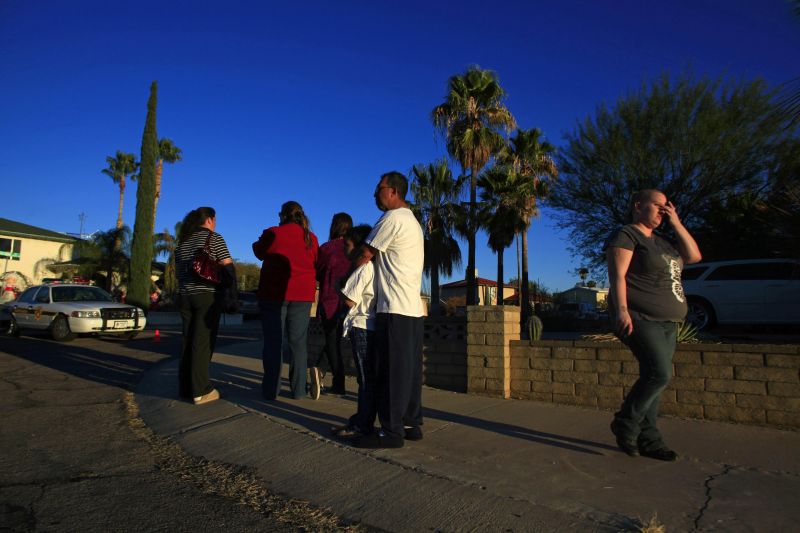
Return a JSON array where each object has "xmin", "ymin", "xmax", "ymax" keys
[{"xmin": 192, "ymin": 232, "xmax": 221, "ymax": 284}]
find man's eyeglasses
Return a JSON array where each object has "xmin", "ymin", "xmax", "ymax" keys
[{"xmin": 375, "ymin": 185, "xmax": 394, "ymax": 194}]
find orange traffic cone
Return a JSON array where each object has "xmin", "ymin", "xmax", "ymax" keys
[{"xmin": 154, "ymin": 329, "xmax": 160, "ymax": 342}]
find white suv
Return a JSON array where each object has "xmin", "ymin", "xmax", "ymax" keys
[{"xmin": 681, "ymin": 259, "xmax": 800, "ymax": 330}]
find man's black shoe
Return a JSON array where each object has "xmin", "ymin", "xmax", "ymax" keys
[
  {"xmin": 610, "ymin": 421, "xmax": 639, "ymax": 457},
  {"xmin": 326, "ymin": 385, "xmax": 346, "ymax": 396},
  {"xmin": 404, "ymin": 426, "xmax": 423, "ymax": 441},
  {"xmin": 640, "ymin": 447, "xmax": 679, "ymax": 462},
  {"xmin": 353, "ymin": 431, "xmax": 404, "ymax": 449}
]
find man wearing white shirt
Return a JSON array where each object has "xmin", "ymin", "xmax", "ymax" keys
[{"xmin": 352, "ymin": 171, "xmax": 425, "ymax": 449}]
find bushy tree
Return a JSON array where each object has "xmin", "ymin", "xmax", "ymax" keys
[
  {"xmin": 549, "ymin": 73, "xmax": 797, "ymax": 270},
  {"xmin": 129, "ymin": 82, "xmax": 159, "ymax": 310},
  {"xmin": 235, "ymin": 261, "xmax": 262, "ymax": 292}
]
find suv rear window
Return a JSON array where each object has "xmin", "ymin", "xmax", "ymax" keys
[
  {"xmin": 681, "ymin": 266, "xmax": 708, "ymax": 280},
  {"xmin": 705, "ymin": 262, "xmax": 797, "ymax": 281}
]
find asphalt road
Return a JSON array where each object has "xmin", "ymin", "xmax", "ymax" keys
[{"xmin": 0, "ymin": 327, "xmax": 360, "ymax": 532}]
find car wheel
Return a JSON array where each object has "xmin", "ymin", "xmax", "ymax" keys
[
  {"xmin": 121, "ymin": 331, "xmax": 139, "ymax": 340},
  {"xmin": 51, "ymin": 315, "xmax": 76, "ymax": 342},
  {"xmin": 686, "ymin": 298, "xmax": 716, "ymax": 331},
  {"xmin": 7, "ymin": 317, "xmax": 20, "ymax": 337}
]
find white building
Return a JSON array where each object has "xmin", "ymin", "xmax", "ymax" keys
[{"xmin": 0, "ymin": 217, "xmax": 79, "ymax": 291}]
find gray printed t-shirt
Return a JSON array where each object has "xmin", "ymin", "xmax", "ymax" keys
[{"xmin": 604, "ymin": 225, "xmax": 687, "ymax": 322}]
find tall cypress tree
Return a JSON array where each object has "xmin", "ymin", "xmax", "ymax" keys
[{"xmin": 128, "ymin": 81, "xmax": 159, "ymax": 311}]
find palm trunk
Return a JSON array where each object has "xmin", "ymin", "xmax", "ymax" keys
[
  {"xmin": 153, "ymin": 159, "xmax": 163, "ymax": 220},
  {"xmin": 106, "ymin": 250, "xmax": 116, "ymax": 292},
  {"xmin": 165, "ymin": 255, "xmax": 177, "ymax": 302},
  {"xmin": 516, "ymin": 234, "xmax": 521, "ymax": 304},
  {"xmin": 116, "ymin": 179, "xmax": 125, "ymax": 230},
  {"xmin": 496, "ymin": 249, "xmax": 504, "ymax": 306},
  {"xmin": 466, "ymin": 168, "xmax": 477, "ymax": 306},
  {"xmin": 430, "ymin": 262, "xmax": 440, "ymax": 316},
  {"xmin": 114, "ymin": 180, "xmax": 125, "ymax": 257},
  {"xmin": 521, "ymin": 229, "xmax": 530, "ymax": 337}
]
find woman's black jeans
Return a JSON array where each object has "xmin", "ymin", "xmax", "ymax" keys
[
  {"xmin": 308, "ymin": 316, "xmax": 346, "ymax": 391},
  {"xmin": 613, "ymin": 320, "xmax": 678, "ymax": 451},
  {"xmin": 178, "ymin": 292, "xmax": 221, "ymax": 398}
]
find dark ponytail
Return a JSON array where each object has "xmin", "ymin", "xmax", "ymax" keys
[
  {"xmin": 178, "ymin": 206, "xmax": 216, "ymax": 243},
  {"xmin": 279, "ymin": 201, "xmax": 312, "ymax": 248}
]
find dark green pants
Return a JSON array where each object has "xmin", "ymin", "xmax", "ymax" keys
[
  {"xmin": 178, "ymin": 291, "xmax": 221, "ymax": 398},
  {"xmin": 613, "ymin": 320, "xmax": 678, "ymax": 451}
]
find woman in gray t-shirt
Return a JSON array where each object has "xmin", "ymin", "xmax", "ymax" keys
[{"xmin": 605, "ymin": 189, "xmax": 702, "ymax": 462}]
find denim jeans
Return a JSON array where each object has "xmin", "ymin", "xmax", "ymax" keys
[
  {"xmin": 259, "ymin": 300, "xmax": 312, "ymax": 400},
  {"xmin": 348, "ymin": 327, "xmax": 377, "ymax": 432},
  {"xmin": 614, "ymin": 320, "xmax": 678, "ymax": 451}
]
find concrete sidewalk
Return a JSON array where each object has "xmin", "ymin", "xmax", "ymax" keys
[{"xmin": 135, "ymin": 339, "xmax": 800, "ymax": 532}]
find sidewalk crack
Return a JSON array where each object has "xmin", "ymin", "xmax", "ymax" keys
[
  {"xmin": 178, "ymin": 411, "xmax": 249, "ymax": 435},
  {"xmin": 693, "ymin": 463, "xmax": 733, "ymax": 531}
]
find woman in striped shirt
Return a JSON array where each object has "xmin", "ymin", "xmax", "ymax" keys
[{"xmin": 175, "ymin": 207, "xmax": 233, "ymax": 405}]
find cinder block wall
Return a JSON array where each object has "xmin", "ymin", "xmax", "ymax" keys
[
  {"xmin": 466, "ymin": 306, "xmax": 521, "ymax": 398},
  {"xmin": 509, "ymin": 340, "xmax": 800, "ymax": 429},
  {"xmin": 310, "ymin": 309, "xmax": 800, "ymax": 429},
  {"xmin": 423, "ymin": 316, "xmax": 467, "ymax": 391}
]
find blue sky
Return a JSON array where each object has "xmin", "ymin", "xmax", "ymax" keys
[{"xmin": 1, "ymin": 0, "xmax": 798, "ymax": 293}]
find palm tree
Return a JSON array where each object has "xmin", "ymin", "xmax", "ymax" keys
[
  {"xmin": 154, "ymin": 221, "xmax": 181, "ymax": 305},
  {"xmin": 410, "ymin": 161, "xmax": 466, "ymax": 316},
  {"xmin": 93, "ymin": 226, "xmax": 131, "ymax": 291},
  {"xmin": 498, "ymin": 128, "xmax": 558, "ymax": 327},
  {"xmin": 432, "ymin": 66, "xmax": 516, "ymax": 305},
  {"xmin": 478, "ymin": 165, "xmax": 529, "ymax": 305},
  {"xmin": 154, "ymin": 139, "xmax": 182, "ymax": 219},
  {"xmin": 101, "ymin": 151, "xmax": 139, "ymax": 230}
]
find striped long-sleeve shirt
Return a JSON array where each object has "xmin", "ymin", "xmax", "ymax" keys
[{"xmin": 176, "ymin": 229, "xmax": 232, "ymax": 295}]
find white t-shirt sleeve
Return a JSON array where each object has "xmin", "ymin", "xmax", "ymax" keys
[
  {"xmin": 340, "ymin": 263, "xmax": 372, "ymax": 305},
  {"xmin": 366, "ymin": 212, "xmax": 398, "ymax": 252}
]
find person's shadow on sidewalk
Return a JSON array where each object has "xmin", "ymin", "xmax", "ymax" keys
[
  {"xmin": 211, "ymin": 361, "xmax": 613, "ymax": 456},
  {"xmin": 421, "ymin": 407, "xmax": 615, "ymax": 455},
  {"xmin": 210, "ymin": 361, "xmax": 353, "ymax": 437}
]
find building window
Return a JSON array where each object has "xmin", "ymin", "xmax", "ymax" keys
[{"xmin": 0, "ymin": 238, "xmax": 21, "ymax": 261}]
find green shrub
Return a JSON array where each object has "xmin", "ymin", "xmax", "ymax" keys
[{"xmin": 676, "ymin": 321, "xmax": 699, "ymax": 343}]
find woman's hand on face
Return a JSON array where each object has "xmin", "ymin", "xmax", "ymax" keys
[
  {"xmin": 660, "ymin": 201, "xmax": 682, "ymax": 227},
  {"xmin": 616, "ymin": 310, "xmax": 634, "ymax": 338}
]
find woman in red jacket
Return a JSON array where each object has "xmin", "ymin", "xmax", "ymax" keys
[{"xmin": 253, "ymin": 201, "xmax": 319, "ymax": 400}]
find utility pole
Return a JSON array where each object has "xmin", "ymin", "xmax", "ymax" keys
[{"xmin": 78, "ymin": 212, "xmax": 86, "ymax": 238}]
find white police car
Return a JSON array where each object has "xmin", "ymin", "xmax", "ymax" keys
[{"xmin": 7, "ymin": 284, "xmax": 146, "ymax": 341}]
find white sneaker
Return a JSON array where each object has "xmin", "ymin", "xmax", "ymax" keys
[
  {"xmin": 309, "ymin": 367, "xmax": 321, "ymax": 400},
  {"xmin": 193, "ymin": 388, "xmax": 220, "ymax": 405}
]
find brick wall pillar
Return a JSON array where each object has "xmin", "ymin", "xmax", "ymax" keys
[{"xmin": 466, "ymin": 305, "xmax": 521, "ymax": 398}]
